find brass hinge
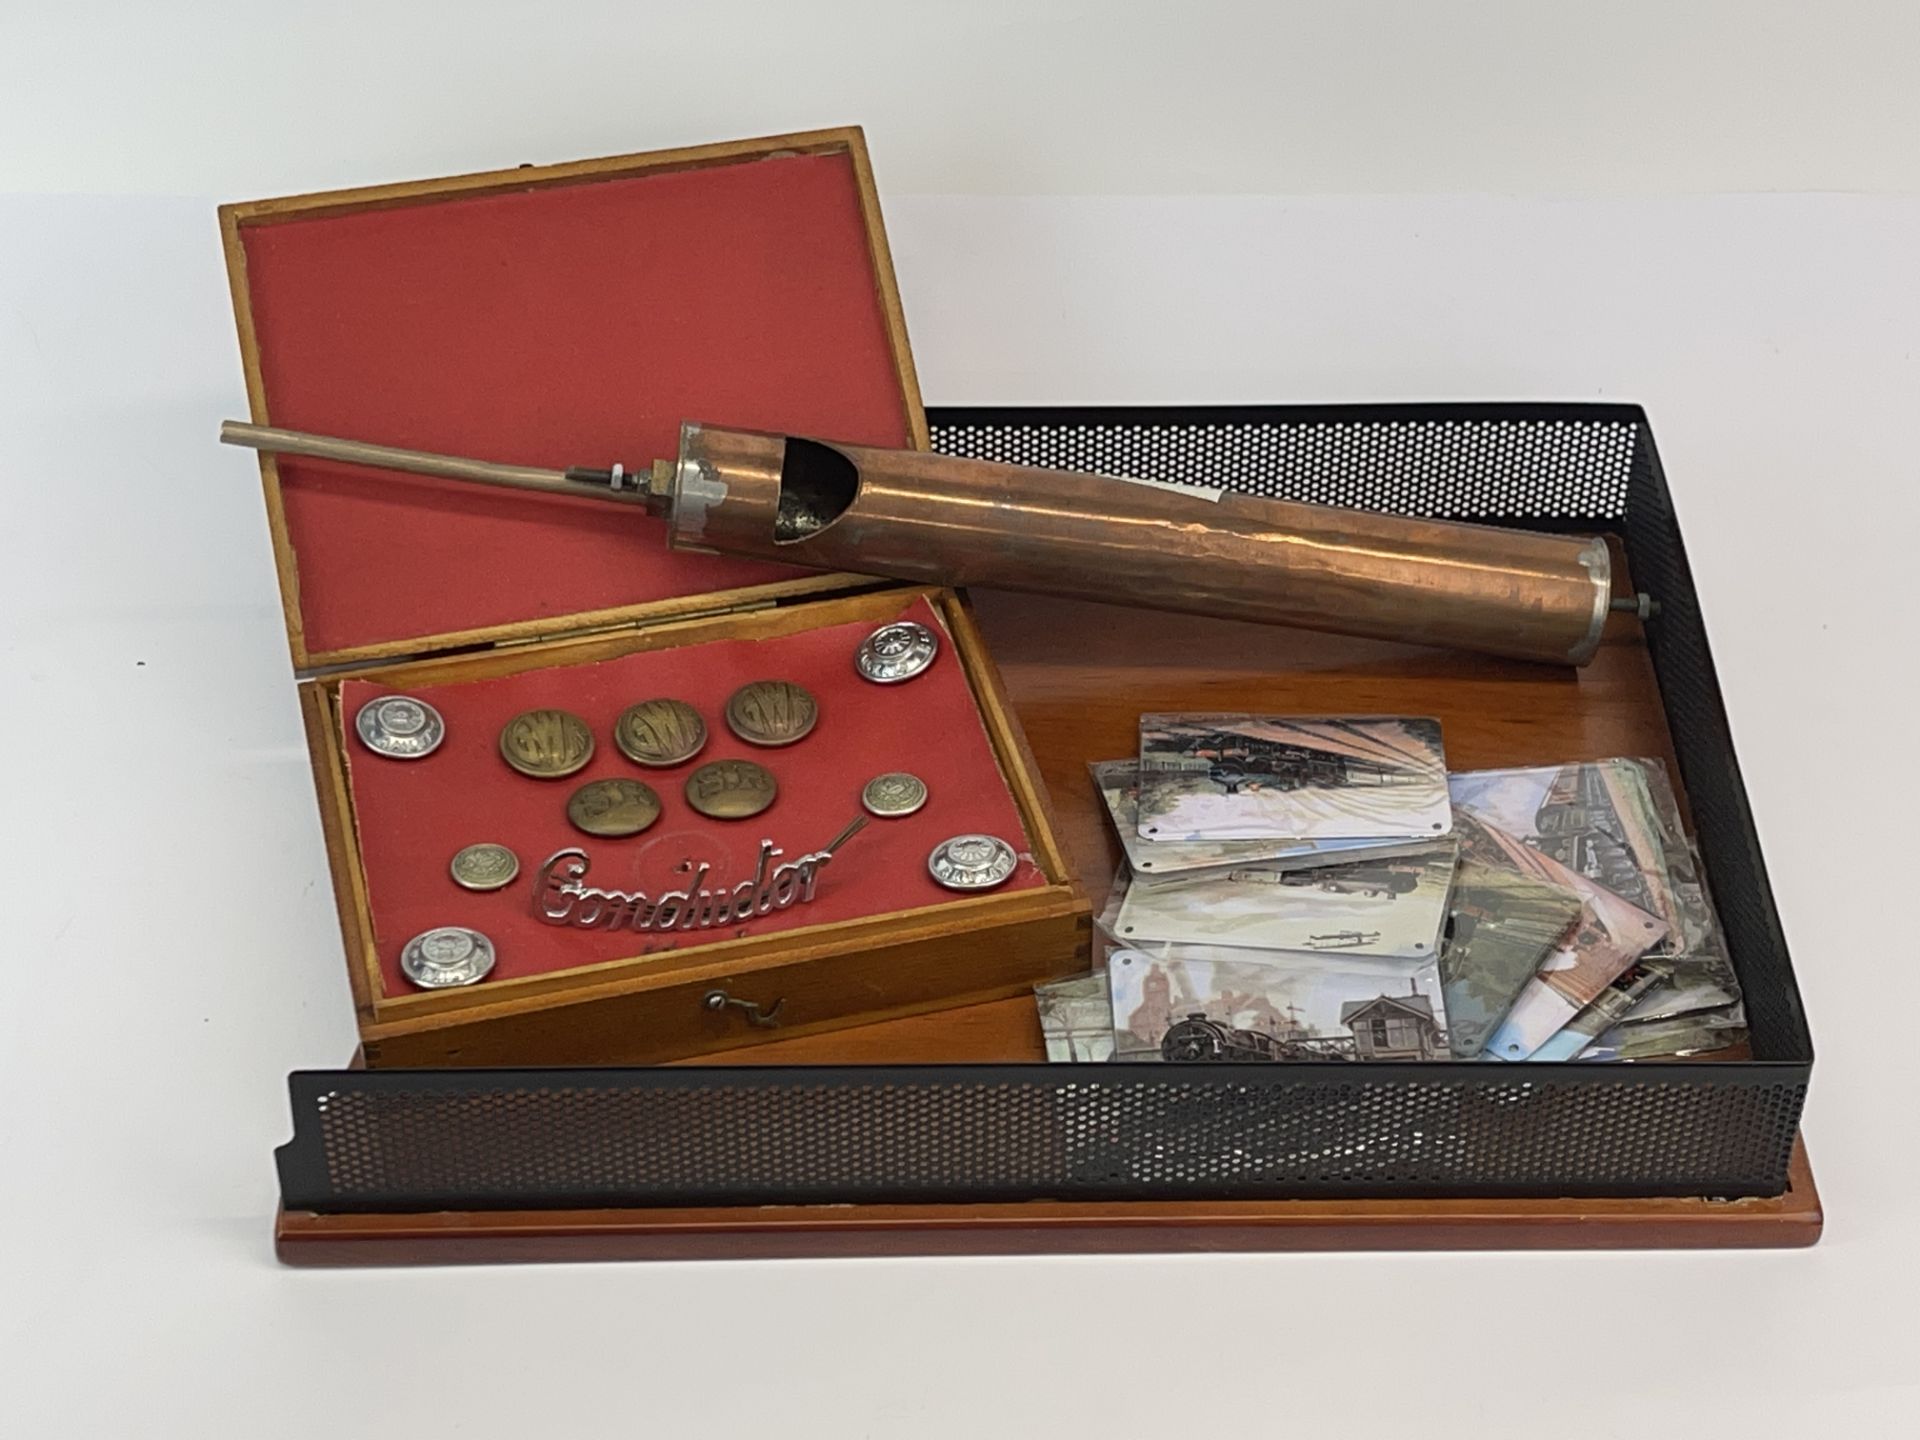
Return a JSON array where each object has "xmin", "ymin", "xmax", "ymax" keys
[{"xmin": 489, "ymin": 597, "xmax": 779, "ymax": 650}]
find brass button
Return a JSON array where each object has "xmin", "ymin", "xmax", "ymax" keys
[
  {"xmin": 614, "ymin": 698, "xmax": 708, "ymax": 767},
  {"xmin": 685, "ymin": 758, "xmax": 778, "ymax": 819},
  {"xmin": 499, "ymin": 708, "xmax": 595, "ymax": 778},
  {"xmin": 724, "ymin": 680, "xmax": 818, "ymax": 747}
]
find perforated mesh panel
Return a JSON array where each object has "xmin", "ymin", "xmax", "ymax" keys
[
  {"xmin": 931, "ymin": 411, "xmax": 1637, "ymax": 518},
  {"xmin": 284, "ymin": 1064, "xmax": 1807, "ymax": 1210},
  {"xmin": 276, "ymin": 404, "xmax": 1812, "ymax": 1216},
  {"xmin": 1622, "ymin": 438, "xmax": 1812, "ymax": 1060}
]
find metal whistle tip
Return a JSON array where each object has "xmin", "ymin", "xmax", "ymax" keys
[{"xmin": 217, "ymin": 419, "xmax": 654, "ymax": 507}]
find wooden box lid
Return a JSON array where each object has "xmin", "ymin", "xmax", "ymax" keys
[{"xmin": 221, "ymin": 127, "xmax": 925, "ymax": 669}]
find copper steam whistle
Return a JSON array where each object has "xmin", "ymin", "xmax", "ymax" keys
[{"xmin": 220, "ymin": 420, "xmax": 1636, "ymax": 666}]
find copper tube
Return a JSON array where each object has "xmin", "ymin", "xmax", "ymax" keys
[
  {"xmin": 665, "ymin": 423, "xmax": 1613, "ymax": 666},
  {"xmin": 218, "ymin": 419, "xmax": 1614, "ymax": 665}
]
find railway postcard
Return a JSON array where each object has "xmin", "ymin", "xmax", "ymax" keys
[
  {"xmin": 1448, "ymin": 760, "xmax": 1680, "ymax": 943},
  {"xmin": 1135, "ymin": 715, "xmax": 1450, "ymax": 842},
  {"xmin": 1436, "ymin": 853, "xmax": 1586, "ymax": 1058},
  {"xmin": 1089, "ymin": 759, "xmax": 1420, "ymax": 883},
  {"xmin": 1112, "ymin": 840, "xmax": 1458, "ymax": 959},
  {"xmin": 1107, "ymin": 946, "xmax": 1447, "ymax": 1063},
  {"xmin": 1452, "ymin": 811, "xmax": 1668, "ymax": 1059},
  {"xmin": 1034, "ymin": 973, "xmax": 1116, "ymax": 1062}
]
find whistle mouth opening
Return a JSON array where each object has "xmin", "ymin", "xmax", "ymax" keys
[{"xmin": 773, "ymin": 437, "xmax": 860, "ymax": 543}]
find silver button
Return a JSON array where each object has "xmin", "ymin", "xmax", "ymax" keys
[
  {"xmin": 927, "ymin": 833, "xmax": 1018, "ymax": 891},
  {"xmin": 399, "ymin": 926, "xmax": 496, "ymax": 988},
  {"xmin": 855, "ymin": 621, "xmax": 939, "ymax": 684},
  {"xmin": 355, "ymin": 695, "xmax": 446, "ymax": 759}
]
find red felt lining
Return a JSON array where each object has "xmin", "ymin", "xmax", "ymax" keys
[
  {"xmin": 340, "ymin": 597, "xmax": 1043, "ymax": 998},
  {"xmin": 240, "ymin": 150, "xmax": 912, "ymax": 657}
]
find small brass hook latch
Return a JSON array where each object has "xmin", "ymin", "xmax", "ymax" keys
[{"xmin": 703, "ymin": 988, "xmax": 785, "ymax": 1028}]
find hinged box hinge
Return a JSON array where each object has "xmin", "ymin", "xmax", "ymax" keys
[{"xmin": 489, "ymin": 597, "xmax": 781, "ymax": 651}]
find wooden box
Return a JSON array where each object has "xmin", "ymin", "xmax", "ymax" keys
[{"xmin": 221, "ymin": 129, "xmax": 1091, "ymax": 1066}]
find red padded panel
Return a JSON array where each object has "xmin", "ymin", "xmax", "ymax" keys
[
  {"xmin": 241, "ymin": 150, "xmax": 912, "ymax": 657},
  {"xmin": 340, "ymin": 597, "xmax": 1042, "ymax": 997}
]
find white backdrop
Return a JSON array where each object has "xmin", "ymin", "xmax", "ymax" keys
[
  {"xmin": 2, "ymin": 5, "xmax": 1916, "ymax": 1438},
  {"xmin": 4, "ymin": 1, "xmax": 1920, "ymax": 196}
]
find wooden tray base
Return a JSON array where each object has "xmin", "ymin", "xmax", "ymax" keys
[
  {"xmin": 276, "ymin": 573, "xmax": 1821, "ymax": 1262},
  {"xmin": 275, "ymin": 1137, "xmax": 1820, "ymax": 1264}
]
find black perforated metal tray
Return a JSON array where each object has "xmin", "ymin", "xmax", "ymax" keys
[{"xmin": 275, "ymin": 402, "xmax": 1813, "ymax": 1212}]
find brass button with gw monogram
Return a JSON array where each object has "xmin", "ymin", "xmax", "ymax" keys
[
  {"xmin": 685, "ymin": 758, "xmax": 779, "ymax": 820},
  {"xmin": 499, "ymin": 708, "xmax": 595, "ymax": 778},
  {"xmin": 566, "ymin": 778, "xmax": 663, "ymax": 837},
  {"xmin": 614, "ymin": 698, "xmax": 708, "ymax": 767},
  {"xmin": 724, "ymin": 680, "xmax": 818, "ymax": 747}
]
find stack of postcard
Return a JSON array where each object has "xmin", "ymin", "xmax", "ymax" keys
[
  {"xmin": 1039, "ymin": 727, "xmax": 1744, "ymax": 1066},
  {"xmin": 1056, "ymin": 715, "xmax": 1461, "ymax": 1063},
  {"xmin": 1445, "ymin": 759, "xmax": 1743, "ymax": 1061}
]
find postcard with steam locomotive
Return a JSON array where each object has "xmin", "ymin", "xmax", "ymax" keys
[{"xmin": 1135, "ymin": 716, "xmax": 1451, "ymax": 842}]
